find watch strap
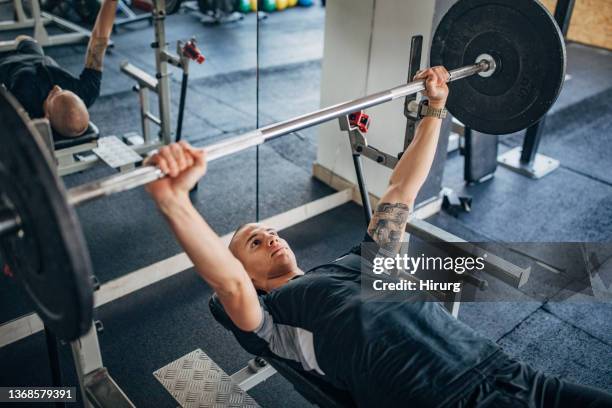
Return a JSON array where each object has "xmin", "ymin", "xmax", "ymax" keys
[{"xmin": 418, "ymin": 100, "xmax": 448, "ymax": 119}]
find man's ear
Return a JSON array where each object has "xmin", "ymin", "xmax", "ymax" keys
[
  {"xmin": 42, "ymin": 100, "xmax": 50, "ymax": 118},
  {"xmin": 43, "ymin": 103, "xmax": 51, "ymax": 118},
  {"xmin": 43, "ymin": 90, "xmax": 53, "ymax": 117}
]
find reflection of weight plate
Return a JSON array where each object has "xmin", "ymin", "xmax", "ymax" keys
[
  {"xmin": 262, "ymin": 0, "xmax": 276, "ymax": 12},
  {"xmin": 198, "ymin": 0, "xmax": 215, "ymax": 13},
  {"xmin": 75, "ymin": 0, "xmax": 182, "ymax": 21},
  {"xmin": 237, "ymin": 0, "xmax": 251, "ymax": 13},
  {"xmin": 166, "ymin": 0, "xmax": 183, "ymax": 14},
  {"xmin": 198, "ymin": 0, "xmax": 235, "ymax": 13},
  {"xmin": 74, "ymin": 0, "xmax": 100, "ymax": 23},
  {"xmin": 23, "ymin": 0, "xmax": 71, "ymax": 18},
  {"xmin": 0, "ymin": 87, "xmax": 93, "ymax": 341},
  {"xmin": 430, "ymin": 0, "xmax": 566, "ymax": 135}
]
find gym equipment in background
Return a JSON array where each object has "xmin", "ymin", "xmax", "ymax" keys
[{"xmin": 0, "ymin": 0, "xmax": 93, "ymax": 52}]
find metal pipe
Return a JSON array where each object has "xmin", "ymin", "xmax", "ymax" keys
[
  {"xmin": 144, "ymin": 111, "xmax": 162, "ymax": 126},
  {"xmin": 351, "ymin": 154, "xmax": 373, "ymax": 226},
  {"xmin": 67, "ymin": 61, "xmax": 490, "ymax": 207},
  {"xmin": 153, "ymin": 0, "xmax": 173, "ymax": 145},
  {"xmin": 0, "ymin": 209, "xmax": 20, "ymax": 237},
  {"xmin": 405, "ymin": 218, "xmax": 530, "ymax": 288},
  {"xmin": 175, "ymin": 72, "xmax": 189, "ymax": 142}
]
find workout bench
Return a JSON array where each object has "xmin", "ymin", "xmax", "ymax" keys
[
  {"xmin": 209, "ymin": 293, "xmax": 357, "ymax": 408},
  {"xmin": 53, "ymin": 123, "xmax": 101, "ymax": 176},
  {"xmin": 29, "ymin": 118, "xmax": 102, "ymax": 176},
  {"xmin": 32, "ymin": 118, "xmax": 151, "ymax": 177}
]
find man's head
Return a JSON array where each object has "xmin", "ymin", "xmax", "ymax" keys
[
  {"xmin": 229, "ymin": 223, "xmax": 298, "ymax": 290},
  {"xmin": 43, "ymin": 85, "xmax": 89, "ymax": 138}
]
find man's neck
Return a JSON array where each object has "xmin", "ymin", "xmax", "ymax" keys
[{"xmin": 261, "ymin": 268, "xmax": 304, "ymax": 292}]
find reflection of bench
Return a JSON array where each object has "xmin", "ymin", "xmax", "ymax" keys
[
  {"xmin": 53, "ymin": 122, "xmax": 101, "ymax": 176},
  {"xmin": 53, "ymin": 123, "xmax": 100, "ymax": 150},
  {"xmin": 209, "ymin": 294, "xmax": 357, "ymax": 408},
  {"xmin": 34, "ymin": 118, "xmax": 153, "ymax": 176},
  {"xmin": 30, "ymin": 118, "xmax": 100, "ymax": 175}
]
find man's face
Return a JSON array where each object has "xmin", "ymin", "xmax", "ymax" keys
[{"xmin": 229, "ymin": 223, "xmax": 297, "ymax": 287}]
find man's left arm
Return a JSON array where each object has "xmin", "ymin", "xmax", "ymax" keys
[
  {"xmin": 367, "ymin": 67, "xmax": 449, "ymax": 253},
  {"xmin": 84, "ymin": 0, "xmax": 118, "ymax": 71}
]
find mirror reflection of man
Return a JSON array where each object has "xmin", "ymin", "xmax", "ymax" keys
[{"xmin": 0, "ymin": 0, "xmax": 118, "ymax": 138}]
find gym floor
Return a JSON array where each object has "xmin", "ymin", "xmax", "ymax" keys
[{"xmin": 1, "ymin": 3, "xmax": 611, "ymax": 407}]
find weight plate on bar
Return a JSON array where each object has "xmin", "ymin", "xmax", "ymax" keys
[
  {"xmin": 0, "ymin": 86, "xmax": 93, "ymax": 341},
  {"xmin": 430, "ymin": 0, "xmax": 566, "ymax": 135}
]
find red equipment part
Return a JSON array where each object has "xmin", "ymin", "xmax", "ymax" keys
[
  {"xmin": 348, "ymin": 111, "xmax": 370, "ymax": 133},
  {"xmin": 132, "ymin": 0, "xmax": 154, "ymax": 12},
  {"xmin": 182, "ymin": 39, "xmax": 205, "ymax": 64},
  {"xmin": 3, "ymin": 264, "xmax": 13, "ymax": 278}
]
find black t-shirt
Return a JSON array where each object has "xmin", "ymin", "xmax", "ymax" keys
[
  {"xmin": 0, "ymin": 40, "xmax": 101, "ymax": 119},
  {"xmin": 221, "ymin": 234, "xmax": 502, "ymax": 407}
]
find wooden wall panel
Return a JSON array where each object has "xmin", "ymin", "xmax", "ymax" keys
[{"xmin": 540, "ymin": 0, "xmax": 612, "ymax": 50}]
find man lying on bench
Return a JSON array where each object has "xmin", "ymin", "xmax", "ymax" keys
[
  {"xmin": 144, "ymin": 67, "xmax": 612, "ymax": 407},
  {"xmin": 0, "ymin": 0, "xmax": 117, "ymax": 138}
]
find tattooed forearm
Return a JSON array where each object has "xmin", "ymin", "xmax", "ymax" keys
[
  {"xmin": 367, "ymin": 202, "xmax": 411, "ymax": 254},
  {"xmin": 84, "ymin": 37, "xmax": 109, "ymax": 71}
]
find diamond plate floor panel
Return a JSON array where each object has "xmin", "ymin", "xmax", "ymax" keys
[{"xmin": 153, "ymin": 349, "xmax": 259, "ymax": 408}]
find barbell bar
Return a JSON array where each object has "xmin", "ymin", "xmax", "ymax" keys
[
  {"xmin": 0, "ymin": 209, "xmax": 21, "ymax": 237},
  {"xmin": 0, "ymin": 59, "xmax": 477, "ymax": 238},
  {"xmin": 66, "ymin": 60, "xmax": 492, "ymax": 207}
]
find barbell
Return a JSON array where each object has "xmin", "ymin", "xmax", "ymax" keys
[{"xmin": 0, "ymin": 0, "xmax": 566, "ymax": 341}]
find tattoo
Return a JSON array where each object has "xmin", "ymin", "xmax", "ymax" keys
[
  {"xmin": 367, "ymin": 202, "xmax": 411, "ymax": 254},
  {"xmin": 84, "ymin": 37, "xmax": 109, "ymax": 71}
]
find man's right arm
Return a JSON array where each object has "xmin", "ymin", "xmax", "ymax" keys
[
  {"xmin": 146, "ymin": 143, "xmax": 262, "ymax": 332},
  {"xmin": 84, "ymin": 0, "xmax": 118, "ymax": 71},
  {"xmin": 367, "ymin": 67, "xmax": 449, "ymax": 254}
]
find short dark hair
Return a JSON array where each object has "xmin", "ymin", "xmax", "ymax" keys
[{"xmin": 229, "ymin": 223, "xmax": 251, "ymax": 250}]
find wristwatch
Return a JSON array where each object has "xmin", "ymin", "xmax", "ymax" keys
[{"xmin": 418, "ymin": 100, "xmax": 448, "ymax": 119}]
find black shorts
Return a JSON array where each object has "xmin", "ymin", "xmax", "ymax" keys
[{"xmin": 457, "ymin": 353, "xmax": 612, "ymax": 407}]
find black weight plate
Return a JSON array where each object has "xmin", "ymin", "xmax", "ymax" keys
[
  {"xmin": 198, "ymin": 0, "xmax": 215, "ymax": 13},
  {"xmin": 74, "ymin": 0, "xmax": 100, "ymax": 24},
  {"xmin": 430, "ymin": 0, "xmax": 566, "ymax": 135},
  {"xmin": 0, "ymin": 86, "xmax": 93, "ymax": 341},
  {"xmin": 166, "ymin": 0, "xmax": 183, "ymax": 14}
]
